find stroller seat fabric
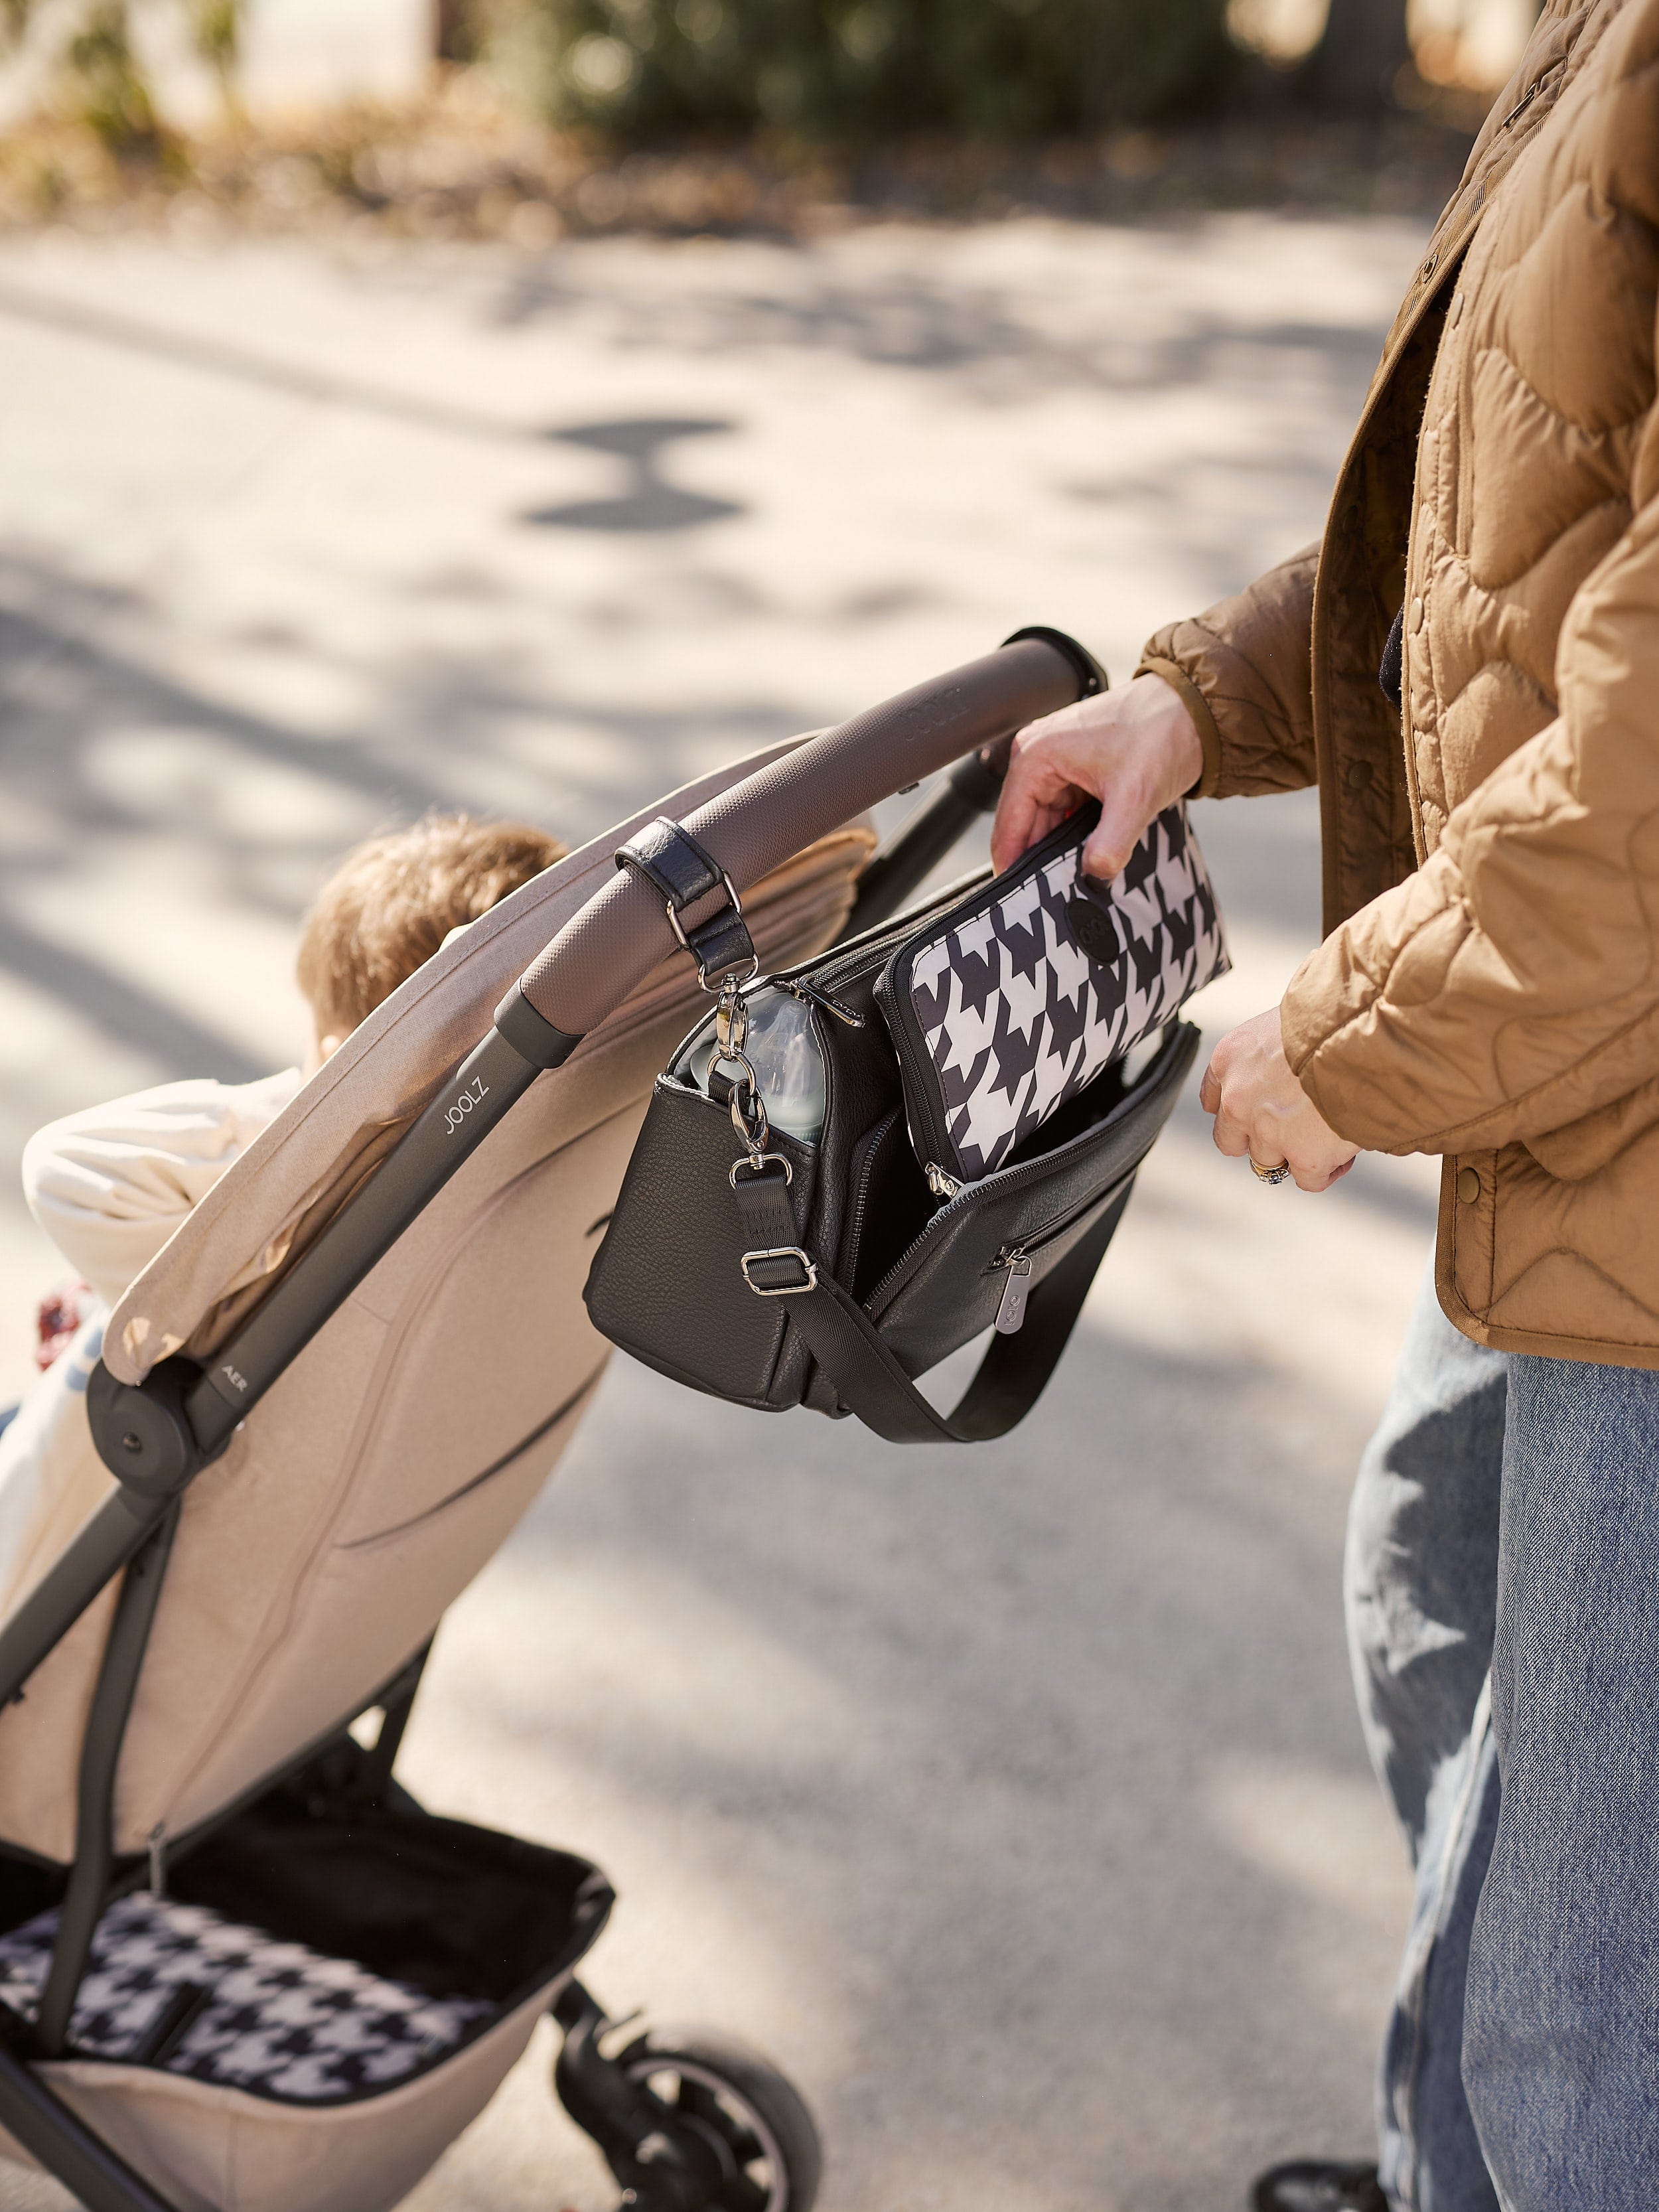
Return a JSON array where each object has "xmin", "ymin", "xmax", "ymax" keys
[
  {"xmin": 0, "ymin": 1892, "xmax": 492, "ymax": 2102},
  {"xmin": 0, "ymin": 747, "xmax": 872, "ymax": 1868},
  {"xmin": 0, "ymin": 743, "xmax": 871, "ymax": 2212},
  {"xmin": 0, "ymin": 634, "xmax": 1092, "ymax": 2212}
]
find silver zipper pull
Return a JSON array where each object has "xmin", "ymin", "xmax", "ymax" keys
[
  {"xmin": 995, "ymin": 1254, "xmax": 1033, "ymax": 1334},
  {"xmin": 147, "ymin": 1822, "xmax": 168, "ymax": 1897},
  {"xmin": 778, "ymin": 978, "xmax": 865, "ymax": 1028},
  {"xmin": 925, "ymin": 1161, "xmax": 962, "ymax": 1201}
]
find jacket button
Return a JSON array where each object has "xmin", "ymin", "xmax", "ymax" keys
[
  {"xmin": 1409, "ymin": 595, "xmax": 1425, "ymax": 634},
  {"xmin": 1457, "ymin": 1165, "xmax": 1481, "ymax": 1203},
  {"xmin": 1344, "ymin": 759, "xmax": 1373, "ymax": 790}
]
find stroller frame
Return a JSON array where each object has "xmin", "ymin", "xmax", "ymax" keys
[{"xmin": 0, "ymin": 629, "xmax": 1096, "ymax": 2212}]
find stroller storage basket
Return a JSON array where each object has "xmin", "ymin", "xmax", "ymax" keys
[{"xmin": 0, "ymin": 1773, "xmax": 611, "ymax": 2212}]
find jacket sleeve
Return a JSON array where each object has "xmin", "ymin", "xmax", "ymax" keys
[
  {"xmin": 1136, "ymin": 542, "xmax": 1319, "ymax": 799},
  {"xmin": 1283, "ymin": 489, "xmax": 1659, "ymax": 1164},
  {"xmin": 22, "ymin": 1069, "xmax": 302, "ymax": 1307}
]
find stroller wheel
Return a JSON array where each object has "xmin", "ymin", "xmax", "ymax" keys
[{"xmin": 612, "ymin": 2025, "xmax": 823, "ymax": 2212}]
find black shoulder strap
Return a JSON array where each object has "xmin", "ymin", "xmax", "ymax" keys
[{"xmin": 731, "ymin": 1163, "xmax": 1131, "ymax": 1444}]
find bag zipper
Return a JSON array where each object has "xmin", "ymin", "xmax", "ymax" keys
[
  {"xmin": 701, "ymin": 872, "xmax": 993, "ymax": 1181},
  {"xmin": 796, "ymin": 870, "xmax": 985, "ymax": 979},
  {"xmin": 788, "ymin": 879, "xmax": 978, "ymax": 1003},
  {"xmin": 873, "ymin": 971, "xmax": 959, "ymax": 1183},
  {"xmin": 986, "ymin": 1187, "xmax": 1119, "ymax": 1332},
  {"xmin": 861, "ymin": 1043, "xmax": 1171, "ymax": 1324},
  {"xmin": 771, "ymin": 976, "xmax": 865, "ymax": 1028},
  {"xmin": 839, "ymin": 1106, "xmax": 903, "ymax": 1282},
  {"xmin": 768, "ymin": 893, "xmax": 981, "ymax": 1177},
  {"xmin": 147, "ymin": 1822, "xmax": 168, "ymax": 1897},
  {"xmin": 988, "ymin": 1186, "xmax": 1106, "ymax": 1268},
  {"xmin": 672, "ymin": 891, "xmax": 962, "ymax": 1073}
]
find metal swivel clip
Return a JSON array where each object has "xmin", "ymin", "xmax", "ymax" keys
[{"xmin": 709, "ymin": 976, "xmax": 792, "ymax": 1191}]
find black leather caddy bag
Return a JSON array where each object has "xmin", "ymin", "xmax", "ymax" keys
[{"xmin": 583, "ymin": 814, "xmax": 1206, "ymax": 1445}]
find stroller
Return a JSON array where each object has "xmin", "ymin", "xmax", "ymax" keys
[{"xmin": 0, "ymin": 632, "xmax": 1104, "ymax": 2212}]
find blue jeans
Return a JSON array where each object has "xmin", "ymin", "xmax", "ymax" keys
[{"xmin": 1346, "ymin": 1266, "xmax": 1659, "ymax": 2211}]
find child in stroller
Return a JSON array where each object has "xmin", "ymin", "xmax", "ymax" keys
[
  {"xmin": 0, "ymin": 634, "xmax": 1096, "ymax": 2212},
  {"xmin": 3, "ymin": 816, "xmax": 568, "ymax": 1627}
]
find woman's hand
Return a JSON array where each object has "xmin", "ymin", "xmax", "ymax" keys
[
  {"xmin": 1199, "ymin": 1009, "xmax": 1359, "ymax": 1193},
  {"xmin": 991, "ymin": 672, "xmax": 1205, "ymax": 880}
]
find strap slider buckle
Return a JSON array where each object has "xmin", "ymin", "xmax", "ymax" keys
[
  {"xmin": 740, "ymin": 1246, "xmax": 818, "ymax": 1296},
  {"xmin": 666, "ymin": 869, "xmax": 758, "ymax": 992}
]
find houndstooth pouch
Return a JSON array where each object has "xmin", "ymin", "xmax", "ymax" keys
[{"xmin": 873, "ymin": 803, "xmax": 1228, "ymax": 1186}]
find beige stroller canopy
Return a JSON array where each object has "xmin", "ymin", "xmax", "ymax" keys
[{"xmin": 0, "ymin": 634, "xmax": 1090, "ymax": 2212}]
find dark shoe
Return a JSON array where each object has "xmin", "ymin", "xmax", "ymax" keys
[{"xmin": 1250, "ymin": 2160, "xmax": 1388, "ymax": 2212}]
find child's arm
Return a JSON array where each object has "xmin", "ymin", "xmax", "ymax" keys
[{"xmin": 23, "ymin": 1069, "xmax": 303, "ymax": 1310}]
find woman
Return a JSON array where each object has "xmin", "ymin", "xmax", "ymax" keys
[{"xmin": 993, "ymin": 3, "xmax": 1659, "ymax": 2203}]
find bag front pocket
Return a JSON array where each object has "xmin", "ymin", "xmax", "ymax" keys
[{"xmin": 868, "ymin": 1020, "xmax": 1198, "ymax": 1377}]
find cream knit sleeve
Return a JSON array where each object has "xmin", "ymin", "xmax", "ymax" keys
[{"xmin": 22, "ymin": 1068, "xmax": 303, "ymax": 1309}]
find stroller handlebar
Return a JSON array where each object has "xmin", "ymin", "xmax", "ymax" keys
[
  {"xmin": 67, "ymin": 632, "xmax": 1091, "ymax": 1529},
  {"xmin": 515, "ymin": 632, "xmax": 1084, "ymax": 1041}
]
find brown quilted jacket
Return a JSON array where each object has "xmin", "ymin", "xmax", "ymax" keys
[{"xmin": 1140, "ymin": 0, "xmax": 1659, "ymax": 1367}]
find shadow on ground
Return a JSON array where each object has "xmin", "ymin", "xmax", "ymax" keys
[{"xmin": 403, "ymin": 1302, "xmax": 1405, "ymax": 2212}]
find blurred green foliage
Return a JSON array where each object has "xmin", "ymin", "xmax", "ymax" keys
[
  {"xmin": 480, "ymin": 0, "xmax": 1239, "ymax": 138},
  {"xmin": 64, "ymin": 3, "xmax": 160, "ymax": 148},
  {"xmin": 1, "ymin": 0, "xmax": 237, "ymax": 151}
]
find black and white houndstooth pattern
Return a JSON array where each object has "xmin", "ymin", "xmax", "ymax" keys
[
  {"xmin": 902, "ymin": 804, "xmax": 1228, "ymax": 1180},
  {"xmin": 0, "ymin": 1892, "xmax": 492, "ymax": 2102}
]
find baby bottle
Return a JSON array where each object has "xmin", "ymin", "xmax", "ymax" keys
[{"xmin": 671, "ymin": 986, "xmax": 828, "ymax": 1142}]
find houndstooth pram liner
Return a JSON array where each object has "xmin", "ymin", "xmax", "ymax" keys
[
  {"xmin": 0, "ymin": 1895, "xmax": 493, "ymax": 2102},
  {"xmin": 0, "ymin": 1777, "xmax": 611, "ymax": 2212}
]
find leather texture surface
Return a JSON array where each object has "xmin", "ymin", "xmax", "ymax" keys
[
  {"xmin": 1139, "ymin": 0, "xmax": 1659, "ymax": 1366},
  {"xmin": 727, "ymin": 1161, "xmax": 1135, "ymax": 1443},
  {"xmin": 871, "ymin": 1022, "xmax": 1197, "ymax": 1373},
  {"xmin": 585, "ymin": 1082, "xmax": 814, "ymax": 1408},
  {"xmin": 587, "ymin": 948, "xmax": 1198, "ymax": 1434},
  {"xmin": 615, "ymin": 816, "xmax": 757, "ymax": 986},
  {"xmin": 615, "ymin": 816, "xmax": 728, "ymax": 911},
  {"xmin": 585, "ymin": 894, "xmax": 940, "ymax": 1411}
]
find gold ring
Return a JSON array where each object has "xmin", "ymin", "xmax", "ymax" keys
[{"xmin": 1250, "ymin": 1156, "xmax": 1293, "ymax": 1186}]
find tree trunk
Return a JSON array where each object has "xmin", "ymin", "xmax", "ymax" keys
[{"xmin": 1304, "ymin": 0, "xmax": 1413, "ymax": 109}]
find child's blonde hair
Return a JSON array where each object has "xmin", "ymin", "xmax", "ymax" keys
[{"xmin": 297, "ymin": 814, "xmax": 567, "ymax": 1039}]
